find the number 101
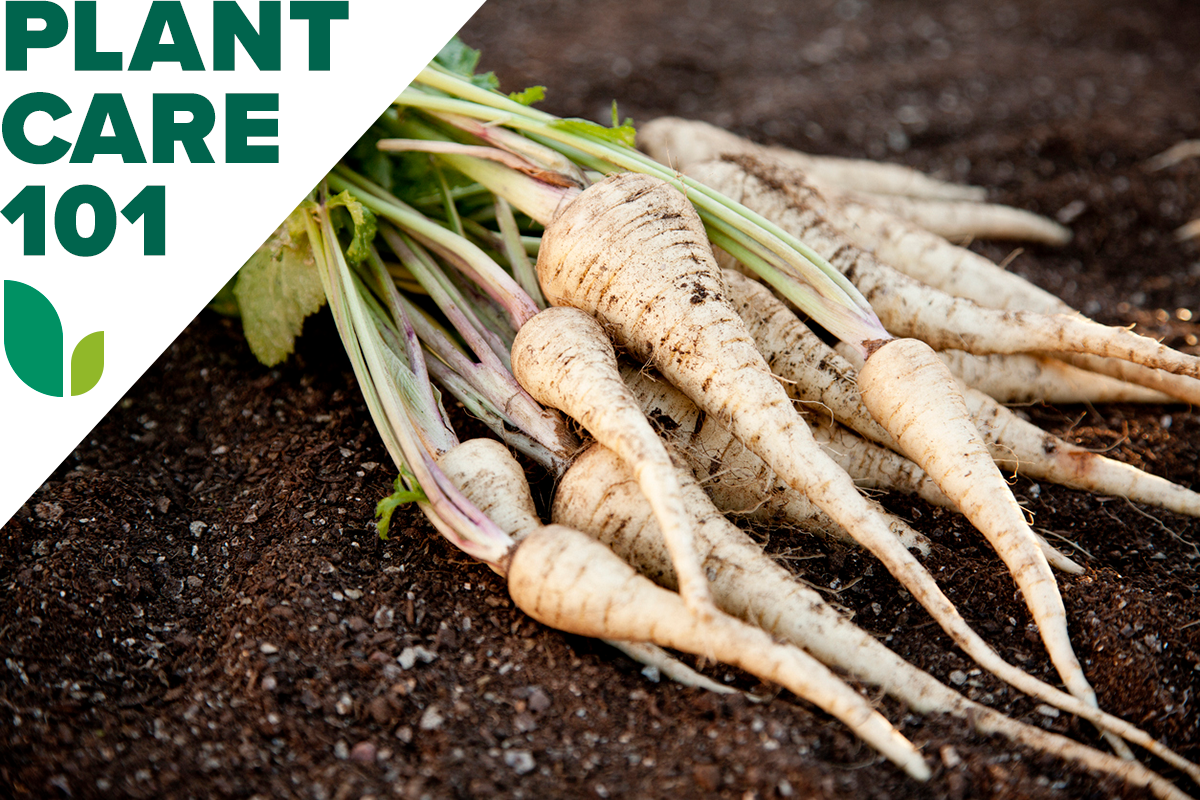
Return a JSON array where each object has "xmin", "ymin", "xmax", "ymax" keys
[{"xmin": 3, "ymin": 184, "xmax": 165, "ymax": 257}]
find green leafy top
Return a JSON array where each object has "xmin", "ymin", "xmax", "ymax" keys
[
  {"xmin": 233, "ymin": 211, "xmax": 326, "ymax": 367},
  {"xmin": 549, "ymin": 116, "xmax": 638, "ymax": 150},
  {"xmin": 375, "ymin": 466, "xmax": 428, "ymax": 539},
  {"xmin": 434, "ymin": 38, "xmax": 500, "ymax": 91},
  {"xmin": 548, "ymin": 101, "xmax": 638, "ymax": 149},
  {"xmin": 436, "ymin": 38, "xmax": 547, "ymax": 107}
]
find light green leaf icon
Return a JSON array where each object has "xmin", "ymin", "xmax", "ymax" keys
[
  {"xmin": 71, "ymin": 331, "xmax": 104, "ymax": 396},
  {"xmin": 4, "ymin": 280, "xmax": 64, "ymax": 397}
]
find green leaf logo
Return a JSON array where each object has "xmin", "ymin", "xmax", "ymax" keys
[{"xmin": 4, "ymin": 280, "xmax": 105, "ymax": 398}]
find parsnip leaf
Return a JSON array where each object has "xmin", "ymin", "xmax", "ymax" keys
[
  {"xmin": 233, "ymin": 224, "xmax": 326, "ymax": 367},
  {"xmin": 509, "ymin": 85, "xmax": 546, "ymax": 106},
  {"xmin": 550, "ymin": 117, "xmax": 638, "ymax": 149},
  {"xmin": 434, "ymin": 38, "xmax": 500, "ymax": 91},
  {"xmin": 326, "ymin": 191, "xmax": 377, "ymax": 263}
]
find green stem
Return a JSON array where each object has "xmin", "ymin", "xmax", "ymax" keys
[
  {"xmin": 396, "ymin": 77, "xmax": 890, "ymax": 348},
  {"xmin": 329, "ymin": 166, "xmax": 540, "ymax": 329},
  {"xmin": 309, "ymin": 192, "xmax": 514, "ymax": 566}
]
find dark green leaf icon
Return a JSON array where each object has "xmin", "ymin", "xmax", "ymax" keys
[
  {"xmin": 4, "ymin": 280, "xmax": 64, "ymax": 397},
  {"xmin": 71, "ymin": 331, "xmax": 104, "ymax": 396}
]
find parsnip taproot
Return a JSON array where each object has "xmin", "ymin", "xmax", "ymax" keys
[
  {"xmin": 510, "ymin": 525, "xmax": 932, "ymax": 779},
  {"xmin": 742, "ymin": 170, "xmax": 1186, "ymax": 405},
  {"xmin": 834, "ymin": 342, "xmax": 1200, "ymax": 520},
  {"xmin": 639, "ymin": 116, "xmax": 989, "ymax": 202},
  {"xmin": 438, "ymin": 438, "xmax": 931, "ymax": 780},
  {"xmin": 838, "ymin": 189, "xmax": 1072, "ymax": 245},
  {"xmin": 799, "ymin": 191, "xmax": 1196, "ymax": 404},
  {"xmin": 857, "ymin": 338, "xmax": 1116, "ymax": 748},
  {"xmin": 810, "ymin": 187, "xmax": 1075, "ymax": 313},
  {"xmin": 433, "ymin": 438, "xmax": 733, "ymax": 695},
  {"xmin": 937, "ymin": 349, "xmax": 1175, "ymax": 405},
  {"xmin": 797, "ymin": 182, "xmax": 1200, "ymax": 404},
  {"xmin": 640, "ymin": 116, "xmax": 1076, "ymax": 246},
  {"xmin": 715, "ymin": 261, "xmax": 1109, "ymax": 738},
  {"xmin": 724, "ymin": 270, "xmax": 1088, "ymax": 572},
  {"xmin": 963, "ymin": 387, "xmax": 1200, "ymax": 517},
  {"xmin": 727, "ymin": 270, "xmax": 1200, "ymax": 521},
  {"xmin": 811, "ymin": 414, "xmax": 1085, "ymax": 573},
  {"xmin": 1057, "ymin": 351, "xmax": 1200, "ymax": 406},
  {"xmin": 533, "ymin": 171, "xmax": 1109, "ymax": 735},
  {"xmin": 510, "ymin": 306, "xmax": 716, "ymax": 619},
  {"xmin": 618, "ymin": 362, "xmax": 935, "ymax": 554},
  {"xmin": 692, "ymin": 156, "xmax": 1200, "ymax": 395},
  {"xmin": 552, "ymin": 443, "xmax": 1199, "ymax": 795}
]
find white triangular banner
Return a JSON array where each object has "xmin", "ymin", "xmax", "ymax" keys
[{"xmin": 0, "ymin": 0, "xmax": 486, "ymax": 525}]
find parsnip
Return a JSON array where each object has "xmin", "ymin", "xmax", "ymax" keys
[
  {"xmin": 439, "ymin": 438, "xmax": 931, "ymax": 780},
  {"xmin": 717, "ymin": 263, "xmax": 1107, "ymax": 737},
  {"xmin": 858, "ymin": 338, "xmax": 1117, "ymax": 750},
  {"xmin": 692, "ymin": 156, "xmax": 1200, "ymax": 396},
  {"xmin": 755, "ymin": 166, "xmax": 1184, "ymax": 405},
  {"xmin": 552, "ymin": 443, "xmax": 1199, "ymax": 795},
  {"xmin": 964, "ymin": 387, "xmax": 1200, "ymax": 517},
  {"xmin": 510, "ymin": 306, "xmax": 716, "ymax": 619},
  {"xmin": 1056, "ymin": 352, "xmax": 1200, "ymax": 406},
  {"xmin": 814, "ymin": 190, "xmax": 1073, "ymax": 313},
  {"xmin": 811, "ymin": 413, "xmax": 1085, "ymax": 573},
  {"xmin": 534, "ymin": 171, "xmax": 1108, "ymax": 736},
  {"xmin": 721, "ymin": 268, "xmax": 893, "ymax": 446},
  {"xmin": 937, "ymin": 350, "xmax": 1175, "ymax": 405},
  {"xmin": 510, "ymin": 524, "xmax": 931, "ymax": 779},
  {"xmin": 433, "ymin": 438, "xmax": 733, "ymax": 695},
  {"xmin": 619, "ymin": 362, "xmax": 935, "ymax": 554},
  {"xmin": 640, "ymin": 116, "xmax": 1074, "ymax": 245},
  {"xmin": 838, "ymin": 189, "xmax": 1072, "ymax": 245},
  {"xmin": 639, "ymin": 116, "xmax": 989, "ymax": 202},
  {"xmin": 835, "ymin": 342, "xmax": 1200, "ymax": 520},
  {"xmin": 802, "ymin": 191, "xmax": 1196, "ymax": 404}
]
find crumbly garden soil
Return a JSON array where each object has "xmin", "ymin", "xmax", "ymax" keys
[{"xmin": 4, "ymin": 0, "xmax": 1200, "ymax": 797}]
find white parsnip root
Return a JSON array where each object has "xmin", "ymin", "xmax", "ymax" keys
[
  {"xmin": 837, "ymin": 190, "xmax": 1073, "ymax": 245},
  {"xmin": 724, "ymin": 270, "xmax": 1081, "ymax": 569},
  {"xmin": 639, "ymin": 116, "xmax": 1073, "ymax": 246},
  {"xmin": 802, "ymin": 188, "xmax": 1075, "ymax": 314},
  {"xmin": 435, "ymin": 439, "xmax": 731, "ymax": 695},
  {"xmin": 639, "ymin": 116, "xmax": 990, "ymax": 202},
  {"xmin": 510, "ymin": 524, "xmax": 931, "ymax": 780},
  {"xmin": 440, "ymin": 438, "xmax": 931, "ymax": 780},
  {"xmin": 937, "ymin": 350, "xmax": 1175, "ymax": 405},
  {"xmin": 533, "ymin": 171, "xmax": 1118, "ymax": 747},
  {"xmin": 511, "ymin": 306, "xmax": 717, "ymax": 619},
  {"xmin": 552, "ymin": 443, "xmax": 1199, "ymax": 796},
  {"xmin": 856, "ymin": 338, "xmax": 1126, "ymax": 756},
  {"xmin": 619, "ymin": 362, "xmax": 935, "ymax": 554},
  {"xmin": 834, "ymin": 341, "xmax": 1200, "ymax": 521},
  {"xmin": 692, "ymin": 156, "xmax": 1200, "ymax": 393}
]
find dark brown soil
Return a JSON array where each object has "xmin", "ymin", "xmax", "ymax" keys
[{"xmin": 4, "ymin": 1, "xmax": 1200, "ymax": 797}]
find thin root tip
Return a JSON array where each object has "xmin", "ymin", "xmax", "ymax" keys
[{"xmin": 907, "ymin": 759, "xmax": 933, "ymax": 782}]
